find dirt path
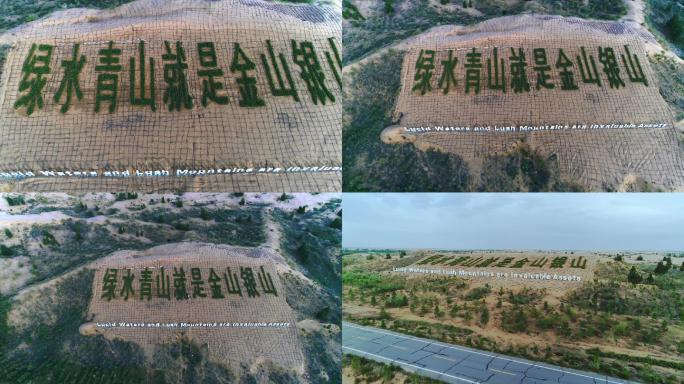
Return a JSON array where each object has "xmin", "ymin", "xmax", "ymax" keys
[
  {"xmin": 622, "ymin": 0, "xmax": 646, "ymax": 25},
  {"xmin": 621, "ymin": 0, "xmax": 683, "ymax": 63},
  {"xmin": 264, "ymin": 209, "xmax": 282, "ymax": 252}
]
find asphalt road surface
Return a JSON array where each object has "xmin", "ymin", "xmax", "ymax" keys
[{"xmin": 343, "ymin": 322, "xmax": 637, "ymax": 384}]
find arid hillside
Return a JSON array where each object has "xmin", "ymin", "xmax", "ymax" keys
[{"xmin": 343, "ymin": 249, "xmax": 684, "ymax": 383}]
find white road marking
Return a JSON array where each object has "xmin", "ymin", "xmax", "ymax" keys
[{"xmin": 490, "ymin": 368, "xmax": 516, "ymax": 376}]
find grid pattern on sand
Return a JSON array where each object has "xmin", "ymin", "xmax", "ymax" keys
[
  {"xmin": 88, "ymin": 243, "xmax": 304, "ymax": 371},
  {"xmin": 0, "ymin": 0, "xmax": 341, "ymax": 192},
  {"xmin": 391, "ymin": 15, "xmax": 684, "ymax": 189}
]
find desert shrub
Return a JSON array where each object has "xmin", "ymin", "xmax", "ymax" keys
[
  {"xmin": 4, "ymin": 195, "xmax": 25, "ymax": 206},
  {"xmin": 0, "ymin": 244, "xmax": 13, "ymax": 257},
  {"xmin": 465, "ymin": 285, "xmax": 491, "ymax": 300}
]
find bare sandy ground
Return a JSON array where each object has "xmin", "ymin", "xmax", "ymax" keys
[
  {"xmin": 379, "ymin": 14, "xmax": 684, "ymax": 190},
  {"xmin": 86, "ymin": 243, "xmax": 305, "ymax": 373},
  {"xmin": 0, "ymin": 256, "xmax": 32, "ymax": 294},
  {"xmin": 344, "ymin": 250, "xmax": 684, "ymax": 369},
  {"xmin": 0, "ymin": 0, "xmax": 342, "ymax": 192}
]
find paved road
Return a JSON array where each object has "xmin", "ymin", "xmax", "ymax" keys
[{"xmin": 343, "ymin": 322, "xmax": 637, "ymax": 384}]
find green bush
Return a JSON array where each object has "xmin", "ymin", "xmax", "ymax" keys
[
  {"xmin": 465, "ymin": 285, "xmax": 491, "ymax": 300},
  {"xmin": 4, "ymin": 195, "xmax": 25, "ymax": 206},
  {"xmin": 41, "ymin": 231, "xmax": 59, "ymax": 247},
  {"xmin": 342, "ymin": 0, "xmax": 365, "ymax": 20},
  {"xmin": 0, "ymin": 244, "xmax": 13, "ymax": 257}
]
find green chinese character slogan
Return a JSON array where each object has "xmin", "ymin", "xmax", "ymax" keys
[
  {"xmin": 54, "ymin": 43, "xmax": 86, "ymax": 113},
  {"xmin": 130, "ymin": 40, "xmax": 156, "ymax": 111},
  {"xmin": 261, "ymin": 40, "xmax": 299, "ymax": 101},
  {"xmin": 412, "ymin": 49, "xmax": 435, "ymax": 95},
  {"xmin": 98, "ymin": 265, "xmax": 280, "ymax": 301},
  {"xmin": 197, "ymin": 41, "xmax": 229, "ymax": 107},
  {"xmin": 509, "ymin": 48, "xmax": 530, "ymax": 93},
  {"xmin": 556, "ymin": 48, "xmax": 578, "ymax": 91},
  {"xmin": 406, "ymin": 44, "xmax": 652, "ymax": 96},
  {"xmin": 487, "ymin": 47, "xmax": 505, "ymax": 93},
  {"xmin": 533, "ymin": 48, "xmax": 554, "ymax": 90},
  {"xmin": 9, "ymin": 38, "xmax": 342, "ymax": 116},
  {"xmin": 14, "ymin": 43, "xmax": 53, "ymax": 116},
  {"xmin": 621, "ymin": 45, "xmax": 647, "ymax": 86},
  {"xmin": 94, "ymin": 41, "xmax": 122, "ymax": 113},
  {"xmin": 291, "ymin": 40, "xmax": 335, "ymax": 105},
  {"xmin": 162, "ymin": 41, "xmax": 193, "ymax": 111},
  {"xmin": 230, "ymin": 43, "xmax": 265, "ymax": 107},
  {"xmin": 439, "ymin": 50, "xmax": 458, "ymax": 95},
  {"xmin": 464, "ymin": 48, "xmax": 482, "ymax": 95}
]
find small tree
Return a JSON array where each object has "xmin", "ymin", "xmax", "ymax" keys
[
  {"xmin": 419, "ymin": 303, "xmax": 428, "ymax": 316},
  {"xmin": 200, "ymin": 208, "xmax": 210, "ymax": 221},
  {"xmin": 627, "ymin": 266, "xmax": 642, "ymax": 284},
  {"xmin": 654, "ymin": 261, "xmax": 669, "ymax": 275},
  {"xmin": 379, "ymin": 306, "xmax": 391, "ymax": 320},
  {"xmin": 382, "ymin": 363, "xmax": 392, "ymax": 381},
  {"xmin": 463, "ymin": 309, "xmax": 473, "ymax": 322},
  {"xmin": 645, "ymin": 273, "xmax": 655, "ymax": 285},
  {"xmin": 480, "ymin": 307, "xmax": 490, "ymax": 325},
  {"xmin": 434, "ymin": 304, "xmax": 444, "ymax": 318},
  {"xmin": 450, "ymin": 304, "xmax": 459, "ymax": 317},
  {"xmin": 384, "ymin": 0, "xmax": 394, "ymax": 14},
  {"xmin": 0, "ymin": 245, "xmax": 13, "ymax": 257}
]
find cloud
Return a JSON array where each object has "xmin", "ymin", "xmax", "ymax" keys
[{"xmin": 343, "ymin": 193, "xmax": 684, "ymax": 251}]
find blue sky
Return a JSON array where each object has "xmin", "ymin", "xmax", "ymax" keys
[{"xmin": 343, "ymin": 193, "xmax": 684, "ymax": 251}]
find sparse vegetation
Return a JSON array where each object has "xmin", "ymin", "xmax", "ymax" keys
[
  {"xmin": 646, "ymin": 0, "xmax": 684, "ymax": 58},
  {"xmin": 115, "ymin": 192, "xmax": 138, "ymax": 201},
  {"xmin": 649, "ymin": 54, "xmax": 684, "ymax": 120},
  {"xmin": 480, "ymin": 143, "xmax": 585, "ymax": 191},
  {"xmin": 343, "ymin": 250, "xmax": 684, "ymax": 383},
  {"xmin": 0, "ymin": 194, "xmax": 341, "ymax": 383},
  {"xmin": 342, "ymin": 0, "xmax": 364, "ymax": 20},
  {"xmin": 4, "ymin": 195, "xmax": 25, "ymax": 206},
  {"xmin": 343, "ymin": 0, "xmax": 628, "ymax": 66},
  {"xmin": 274, "ymin": 200, "xmax": 342, "ymax": 295},
  {"xmin": 344, "ymin": 50, "xmax": 472, "ymax": 191},
  {"xmin": 343, "ymin": 354, "xmax": 444, "ymax": 383}
]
